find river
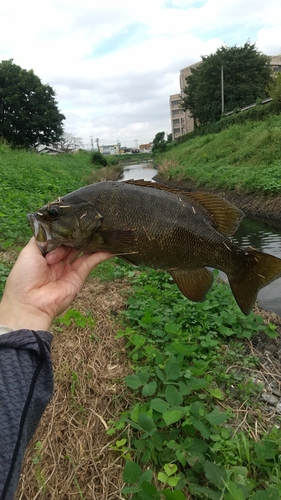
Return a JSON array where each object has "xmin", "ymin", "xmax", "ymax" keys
[
  {"xmin": 120, "ymin": 163, "xmax": 281, "ymax": 315},
  {"xmin": 118, "ymin": 162, "xmax": 158, "ymax": 181}
]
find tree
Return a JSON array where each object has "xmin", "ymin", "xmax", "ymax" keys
[
  {"xmin": 152, "ymin": 131, "xmax": 167, "ymax": 154},
  {"xmin": 181, "ymin": 42, "xmax": 272, "ymax": 126},
  {"xmin": 0, "ymin": 59, "xmax": 65, "ymax": 147},
  {"xmin": 57, "ymin": 132, "xmax": 83, "ymax": 151},
  {"xmin": 90, "ymin": 151, "xmax": 108, "ymax": 167},
  {"xmin": 268, "ymin": 73, "xmax": 281, "ymax": 111}
]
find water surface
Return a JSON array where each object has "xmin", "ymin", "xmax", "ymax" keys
[
  {"xmin": 232, "ymin": 218, "xmax": 281, "ymax": 315},
  {"xmin": 119, "ymin": 162, "xmax": 157, "ymax": 181}
]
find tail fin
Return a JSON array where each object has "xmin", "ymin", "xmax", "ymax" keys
[{"xmin": 229, "ymin": 249, "xmax": 281, "ymax": 315}]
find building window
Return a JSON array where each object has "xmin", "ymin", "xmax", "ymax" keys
[
  {"xmin": 173, "ymin": 119, "xmax": 180, "ymax": 125},
  {"xmin": 172, "ymin": 109, "xmax": 179, "ymax": 115},
  {"xmin": 273, "ymin": 65, "xmax": 281, "ymax": 72},
  {"xmin": 171, "ymin": 100, "xmax": 179, "ymax": 106},
  {"xmin": 173, "ymin": 128, "xmax": 180, "ymax": 134}
]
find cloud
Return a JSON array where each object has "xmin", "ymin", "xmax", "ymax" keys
[{"xmin": 1, "ymin": 0, "xmax": 280, "ymax": 146}]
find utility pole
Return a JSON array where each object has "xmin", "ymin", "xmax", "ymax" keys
[
  {"xmin": 95, "ymin": 138, "xmax": 100, "ymax": 152},
  {"xmin": 221, "ymin": 65, "xmax": 224, "ymax": 114}
]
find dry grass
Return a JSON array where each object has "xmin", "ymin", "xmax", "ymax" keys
[
  {"xmin": 16, "ymin": 278, "xmax": 133, "ymax": 500},
  {"xmin": 157, "ymin": 158, "xmax": 179, "ymax": 176}
]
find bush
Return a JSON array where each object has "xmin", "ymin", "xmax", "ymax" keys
[{"xmin": 90, "ymin": 151, "xmax": 108, "ymax": 167}]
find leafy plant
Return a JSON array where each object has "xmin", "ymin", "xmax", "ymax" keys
[
  {"xmin": 55, "ymin": 308, "xmax": 95, "ymax": 328},
  {"xmin": 90, "ymin": 151, "xmax": 108, "ymax": 167},
  {"xmin": 0, "ymin": 261, "xmax": 13, "ymax": 298},
  {"xmin": 108, "ymin": 269, "xmax": 281, "ymax": 498},
  {"xmin": 32, "ymin": 441, "xmax": 48, "ymax": 494}
]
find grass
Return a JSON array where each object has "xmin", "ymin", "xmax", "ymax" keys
[
  {"xmin": 0, "ymin": 145, "xmax": 98, "ymax": 247},
  {"xmin": 157, "ymin": 114, "xmax": 281, "ymax": 195}
]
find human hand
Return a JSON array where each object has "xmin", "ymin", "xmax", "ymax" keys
[{"xmin": 0, "ymin": 238, "xmax": 113, "ymax": 332}]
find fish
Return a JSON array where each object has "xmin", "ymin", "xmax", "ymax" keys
[{"xmin": 27, "ymin": 179, "xmax": 281, "ymax": 315}]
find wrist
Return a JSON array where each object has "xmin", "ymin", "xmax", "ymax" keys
[
  {"xmin": 0, "ymin": 324, "xmax": 15, "ymax": 335},
  {"xmin": 0, "ymin": 300, "xmax": 52, "ymax": 332}
]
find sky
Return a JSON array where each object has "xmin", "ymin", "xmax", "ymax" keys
[{"xmin": 1, "ymin": 0, "xmax": 281, "ymax": 149}]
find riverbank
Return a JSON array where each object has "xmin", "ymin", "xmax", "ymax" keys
[
  {"xmin": 154, "ymin": 173, "xmax": 281, "ymax": 229},
  {"xmin": 153, "ymin": 113, "xmax": 281, "ymax": 227}
]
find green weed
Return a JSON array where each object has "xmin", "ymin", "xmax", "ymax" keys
[
  {"xmin": 55, "ymin": 308, "xmax": 95, "ymax": 329},
  {"xmin": 32, "ymin": 441, "xmax": 48, "ymax": 494},
  {"xmin": 90, "ymin": 257, "xmax": 137, "ymax": 282},
  {"xmin": 0, "ymin": 147, "xmax": 107, "ymax": 246},
  {"xmin": 0, "ymin": 261, "xmax": 12, "ymax": 298},
  {"xmin": 108, "ymin": 269, "xmax": 281, "ymax": 499}
]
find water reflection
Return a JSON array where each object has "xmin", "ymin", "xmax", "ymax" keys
[
  {"xmin": 119, "ymin": 163, "xmax": 158, "ymax": 181},
  {"xmin": 232, "ymin": 218, "xmax": 281, "ymax": 315},
  {"xmin": 232, "ymin": 218, "xmax": 281, "ymax": 257}
]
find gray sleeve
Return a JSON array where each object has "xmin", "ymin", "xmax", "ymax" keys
[{"xmin": 0, "ymin": 329, "xmax": 53, "ymax": 500}]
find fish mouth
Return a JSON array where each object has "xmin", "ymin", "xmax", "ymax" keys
[{"xmin": 27, "ymin": 214, "xmax": 58, "ymax": 255}]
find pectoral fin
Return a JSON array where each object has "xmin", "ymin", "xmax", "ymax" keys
[
  {"xmin": 169, "ymin": 268, "xmax": 214, "ymax": 302},
  {"xmin": 99, "ymin": 229, "xmax": 137, "ymax": 247}
]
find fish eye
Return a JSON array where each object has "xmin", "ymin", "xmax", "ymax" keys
[{"xmin": 48, "ymin": 208, "xmax": 58, "ymax": 219}]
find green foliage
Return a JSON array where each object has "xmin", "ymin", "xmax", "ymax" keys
[
  {"xmin": 182, "ymin": 42, "xmax": 272, "ymax": 125},
  {"xmin": 0, "ymin": 261, "xmax": 12, "ymax": 297},
  {"xmin": 0, "ymin": 147, "xmax": 99, "ymax": 247},
  {"xmin": 90, "ymin": 257, "xmax": 138, "ymax": 282},
  {"xmin": 31, "ymin": 441, "xmax": 48, "ymax": 493},
  {"xmin": 0, "ymin": 59, "xmax": 64, "ymax": 147},
  {"xmin": 268, "ymin": 73, "xmax": 281, "ymax": 111},
  {"xmin": 90, "ymin": 151, "xmax": 108, "ymax": 167},
  {"xmin": 106, "ymin": 154, "xmax": 119, "ymax": 165},
  {"xmin": 116, "ymin": 152, "xmax": 152, "ymax": 164},
  {"xmin": 152, "ymin": 132, "xmax": 167, "ymax": 155},
  {"xmin": 55, "ymin": 308, "xmax": 95, "ymax": 328},
  {"xmin": 160, "ymin": 113, "xmax": 281, "ymax": 196},
  {"xmin": 176, "ymin": 100, "xmax": 276, "ymax": 145},
  {"xmin": 108, "ymin": 269, "xmax": 281, "ymax": 499}
]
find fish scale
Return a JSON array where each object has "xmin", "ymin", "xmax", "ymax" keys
[{"xmin": 27, "ymin": 180, "xmax": 281, "ymax": 315}]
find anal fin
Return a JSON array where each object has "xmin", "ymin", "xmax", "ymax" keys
[{"xmin": 169, "ymin": 268, "xmax": 214, "ymax": 302}]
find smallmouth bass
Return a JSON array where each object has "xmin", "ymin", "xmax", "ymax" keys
[{"xmin": 27, "ymin": 180, "xmax": 281, "ymax": 315}]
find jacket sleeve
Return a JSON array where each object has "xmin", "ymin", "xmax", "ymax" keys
[{"xmin": 0, "ymin": 329, "xmax": 53, "ymax": 500}]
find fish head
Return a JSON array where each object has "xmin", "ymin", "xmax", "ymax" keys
[{"xmin": 27, "ymin": 199, "xmax": 103, "ymax": 254}]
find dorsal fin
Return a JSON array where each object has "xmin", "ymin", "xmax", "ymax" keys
[
  {"xmin": 188, "ymin": 192, "xmax": 244, "ymax": 236},
  {"xmin": 123, "ymin": 179, "xmax": 244, "ymax": 236},
  {"xmin": 123, "ymin": 179, "xmax": 189, "ymax": 195}
]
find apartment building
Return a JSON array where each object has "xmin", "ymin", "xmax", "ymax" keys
[
  {"xmin": 170, "ymin": 55, "xmax": 281, "ymax": 141},
  {"xmin": 169, "ymin": 62, "xmax": 201, "ymax": 140}
]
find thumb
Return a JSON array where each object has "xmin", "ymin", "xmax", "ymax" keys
[{"xmin": 72, "ymin": 252, "xmax": 114, "ymax": 282}]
